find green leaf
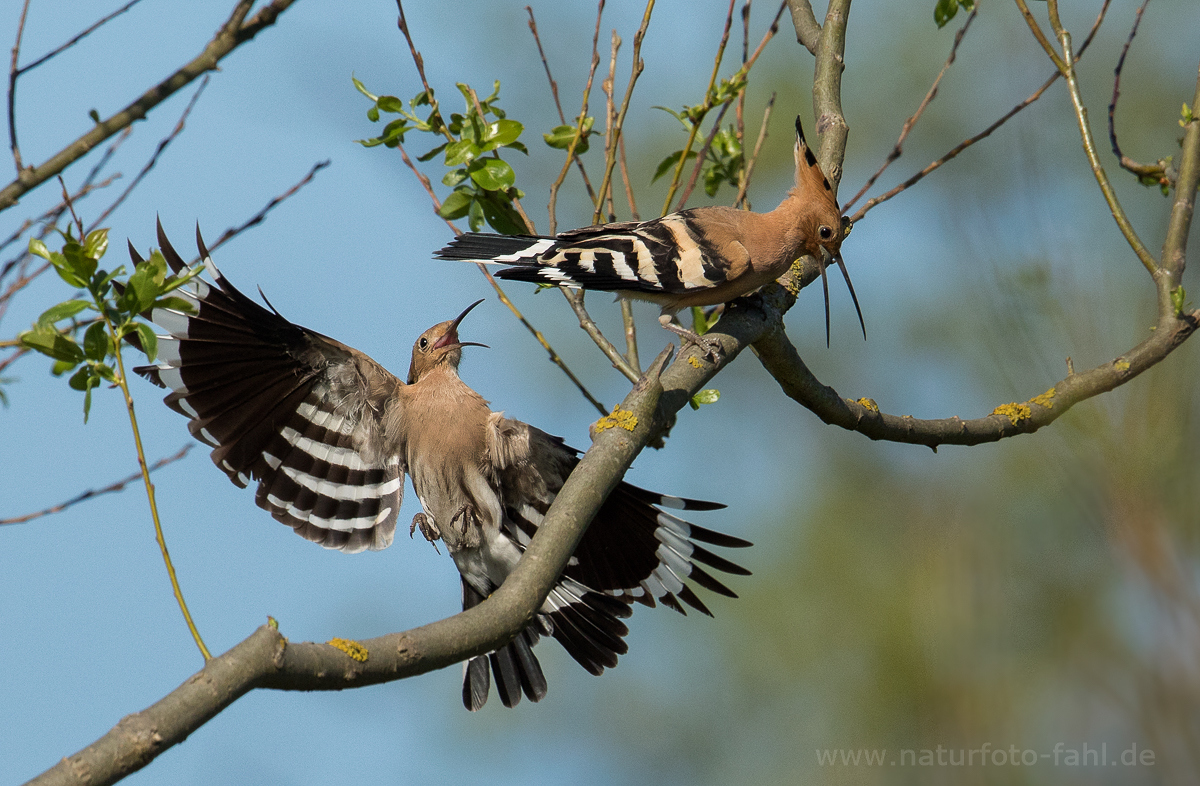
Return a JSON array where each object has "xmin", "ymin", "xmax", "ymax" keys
[
  {"xmin": 152, "ymin": 296, "xmax": 197, "ymax": 315},
  {"xmin": 688, "ymin": 388, "xmax": 721, "ymax": 410},
  {"xmin": 445, "ymin": 139, "xmax": 480, "ymax": 166},
  {"xmin": 376, "ymin": 95, "xmax": 404, "ymax": 114},
  {"xmin": 49, "ymin": 253, "xmax": 86, "ymax": 288},
  {"xmin": 28, "ymin": 237, "xmax": 51, "ymax": 260},
  {"xmin": 135, "ymin": 322, "xmax": 159, "ymax": 361},
  {"xmin": 83, "ymin": 228, "xmax": 109, "ymax": 261},
  {"xmin": 20, "ymin": 328, "xmax": 85, "ymax": 365},
  {"xmin": 88, "ymin": 109, "xmax": 101, "ymax": 124},
  {"xmin": 36, "ymin": 299, "xmax": 91, "ymax": 327},
  {"xmin": 367, "ymin": 105, "xmax": 380, "ymax": 123},
  {"xmin": 652, "ymin": 150, "xmax": 697, "ymax": 183},
  {"xmin": 478, "ymin": 192, "xmax": 527, "ymax": 235},
  {"xmin": 468, "ymin": 158, "xmax": 515, "ymax": 191},
  {"xmin": 483, "ymin": 119, "xmax": 523, "ymax": 149},
  {"xmin": 543, "ymin": 121, "xmax": 592, "ymax": 154},
  {"xmin": 416, "ymin": 141, "xmax": 448, "ymax": 163},
  {"xmin": 83, "ymin": 321, "xmax": 109, "ymax": 362},
  {"xmin": 442, "ymin": 168, "xmax": 468, "ymax": 187},
  {"xmin": 934, "ymin": 0, "xmax": 972, "ymax": 27},
  {"xmin": 51, "ymin": 359, "xmax": 77, "ymax": 376},
  {"xmin": 352, "ymin": 74, "xmax": 378, "ymax": 102},
  {"xmin": 69, "ymin": 365, "xmax": 92, "ymax": 391},
  {"xmin": 437, "ymin": 190, "xmax": 473, "ymax": 221},
  {"xmin": 468, "ymin": 197, "xmax": 485, "ymax": 232},
  {"xmin": 94, "ymin": 363, "xmax": 117, "ymax": 384}
]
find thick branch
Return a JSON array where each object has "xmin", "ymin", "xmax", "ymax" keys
[{"xmin": 0, "ymin": 0, "xmax": 296, "ymax": 212}]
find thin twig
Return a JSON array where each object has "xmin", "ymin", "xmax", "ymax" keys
[
  {"xmin": 1014, "ymin": 0, "xmax": 1066, "ymax": 74},
  {"xmin": 594, "ymin": 0, "xmax": 655, "ymax": 223},
  {"xmin": 1046, "ymin": 0, "xmax": 1157, "ymax": 274},
  {"xmin": 734, "ymin": 93, "xmax": 774, "ymax": 209},
  {"xmin": 660, "ymin": 0, "xmax": 737, "ymax": 216},
  {"xmin": 1107, "ymin": 0, "xmax": 1166, "ymax": 186},
  {"xmin": 395, "ymin": 0, "xmax": 454, "ymax": 145},
  {"xmin": 676, "ymin": 101, "xmax": 732, "ymax": 209},
  {"xmin": 89, "ymin": 75, "xmax": 211, "ymax": 232},
  {"xmin": 617, "ymin": 130, "xmax": 640, "ymax": 220},
  {"xmin": 620, "ymin": 298, "xmax": 640, "ymax": 372},
  {"xmin": 13, "ymin": 0, "xmax": 144, "ymax": 77},
  {"xmin": 546, "ymin": 0, "xmax": 605, "ymax": 235},
  {"xmin": 7, "ymin": 0, "xmax": 32, "ymax": 172},
  {"xmin": 0, "ymin": 0, "xmax": 296, "ymax": 212},
  {"xmin": 205, "ymin": 160, "xmax": 330, "ymax": 255},
  {"xmin": 850, "ymin": 0, "xmax": 1111, "ymax": 223},
  {"xmin": 842, "ymin": 7, "xmax": 978, "ymax": 213},
  {"xmin": 561, "ymin": 288, "xmax": 641, "ymax": 383},
  {"xmin": 1, "ymin": 445, "xmax": 193, "ymax": 525}
]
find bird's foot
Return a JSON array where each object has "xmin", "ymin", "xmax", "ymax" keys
[
  {"xmin": 660, "ymin": 316, "xmax": 723, "ymax": 363},
  {"xmin": 449, "ymin": 505, "xmax": 482, "ymax": 549},
  {"xmin": 409, "ymin": 512, "xmax": 442, "ymax": 554}
]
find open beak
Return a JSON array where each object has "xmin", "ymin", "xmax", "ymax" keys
[{"xmin": 434, "ymin": 298, "xmax": 490, "ymax": 350}]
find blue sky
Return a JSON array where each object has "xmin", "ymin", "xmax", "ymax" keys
[{"xmin": 3, "ymin": 1, "xmax": 1198, "ymax": 784}]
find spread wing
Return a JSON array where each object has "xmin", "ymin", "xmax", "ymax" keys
[
  {"xmin": 485, "ymin": 413, "xmax": 751, "ymax": 616},
  {"xmin": 131, "ymin": 221, "xmax": 404, "ymax": 553}
]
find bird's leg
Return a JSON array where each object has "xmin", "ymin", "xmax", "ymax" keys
[
  {"xmin": 659, "ymin": 313, "xmax": 723, "ymax": 363},
  {"xmin": 449, "ymin": 504, "xmax": 482, "ymax": 549},
  {"xmin": 409, "ymin": 512, "xmax": 442, "ymax": 553}
]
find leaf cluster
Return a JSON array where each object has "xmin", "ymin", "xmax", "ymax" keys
[
  {"xmin": 652, "ymin": 119, "xmax": 744, "ymax": 199},
  {"xmin": 19, "ymin": 230, "xmax": 198, "ymax": 421},
  {"xmin": 356, "ymin": 78, "xmax": 529, "ymax": 233}
]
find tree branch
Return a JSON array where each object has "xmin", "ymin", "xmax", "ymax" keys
[{"xmin": 0, "ymin": 0, "xmax": 297, "ymax": 213}]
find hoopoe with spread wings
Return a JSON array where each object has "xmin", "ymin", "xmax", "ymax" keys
[
  {"xmin": 435, "ymin": 116, "xmax": 863, "ymax": 353},
  {"xmin": 131, "ymin": 222, "xmax": 750, "ymax": 710}
]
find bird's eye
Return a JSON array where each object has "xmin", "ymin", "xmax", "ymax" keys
[
  {"xmin": 418, "ymin": 337, "xmax": 429, "ymax": 350},
  {"xmin": 818, "ymin": 225, "xmax": 833, "ymax": 240}
]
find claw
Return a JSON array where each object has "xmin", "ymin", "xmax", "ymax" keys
[{"xmin": 409, "ymin": 512, "xmax": 441, "ymax": 554}]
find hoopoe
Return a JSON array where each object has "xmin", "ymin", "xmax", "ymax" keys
[
  {"xmin": 131, "ymin": 222, "xmax": 751, "ymax": 710},
  {"xmin": 435, "ymin": 116, "xmax": 863, "ymax": 354}
]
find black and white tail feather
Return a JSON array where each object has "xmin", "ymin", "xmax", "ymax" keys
[{"xmin": 131, "ymin": 220, "xmax": 751, "ymax": 711}]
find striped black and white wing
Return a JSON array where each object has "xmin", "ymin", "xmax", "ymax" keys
[
  {"xmin": 132, "ymin": 222, "xmax": 404, "ymax": 554},
  {"xmin": 434, "ymin": 210, "xmax": 734, "ymax": 299},
  {"xmin": 486, "ymin": 415, "xmax": 752, "ymax": 616}
]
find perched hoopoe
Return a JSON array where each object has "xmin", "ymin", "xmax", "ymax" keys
[
  {"xmin": 131, "ymin": 222, "xmax": 751, "ymax": 710},
  {"xmin": 435, "ymin": 116, "xmax": 863, "ymax": 353}
]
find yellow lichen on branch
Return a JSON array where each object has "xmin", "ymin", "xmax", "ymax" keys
[
  {"xmin": 991, "ymin": 402, "xmax": 1031, "ymax": 425},
  {"xmin": 594, "ymin": 407, "xmax": 638, "ymax": 433},
  {"xmin": 327, "ymin": 638, "xmax": 369, "ymax": 662},
  {"xmin": 856, "ymin": 397, "xmax": 879, "ymax": 412},
  {"xmin": 1029, "ymin": 388, "xmax": 1056, "ymax": 409}
]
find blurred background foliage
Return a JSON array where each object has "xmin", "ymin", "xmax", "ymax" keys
[{"xmin": 2, "ymin": 1, "xmax": 1198, "ymax": 784}]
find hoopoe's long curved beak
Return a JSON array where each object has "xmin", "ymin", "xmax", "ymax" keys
[{"xmin": 434, "ymin": 298, "xmax": 489, "ymax": 350}]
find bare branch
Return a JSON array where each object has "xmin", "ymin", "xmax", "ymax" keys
[
  {"xmin": 7, "ymin": 0, "xmax": 31, "ymax": 171},
  {"xmin": 0, "ymin": 0, "xmax": 297, "ymax": 213},
  {"xmin": 786, "ymin": 0, "xmax": 821, "ymax": 55},
  {"xmin": 560, "ymin": 288, "xmax": 641, "ymax": 383},
  {"xmin": 842, "ymin": 7, "xmax": 977, "ymax": 213},
  {"xmin": 0, "ymin": 445, "xmax": 193, "ymax": 526},
  {"xmin": 1107, "ymin": 0, "xmax": 1169, "ymax": 187},
  {"xmin": 89, "ymin": 75, "xmax": 211, "ymax": 232},
  {"xmin": 1046, "ymin": 0, "xmax": 1158, "ymax": 275},
  {"xmin": 206, "ymin": 160, "xmax": 330, "ymax": 255},
  {"xmin": 733, "ymin": 92, "xmax": 774, "ymax": 209},
  {"xmin": 850, "ymin": 0, "xmax": 1111, "ymax": 224}
]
